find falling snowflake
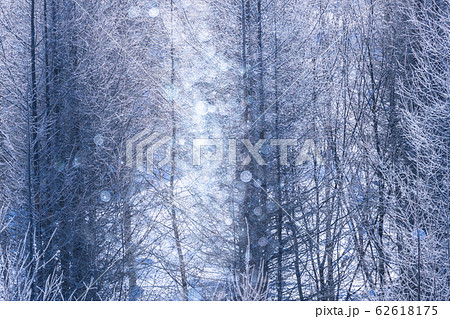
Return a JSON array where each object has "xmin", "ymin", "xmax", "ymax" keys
[
  {"xmin": 207, "ymin": 104, "xmax": 217, "ymax": 113},
  {"xmin": 198, "ymin": 30, "xmax": 211, "ymax": 42},
  {"xmin": 218, "ymin": 60, "xmax": 229, "ymax": 72},
  {"xmin": 260, "ymin": 143, "xmax": 271, "ymax": 155},
  {"xmin": 94, "ymin": 134, "xmax": 104, "ymax": 146},
  {"xmin": 240, "ymin": 171, "xmax": 252, "ymax": 183},
  {"xmin": 179, "ymin": 0, "xmax": 192, "ymax": 8},
  {"xmin": 225, "ymin": 218, "xmax": 233, "ymax": 226},
  {"xmin": 100, "ymin": 191, "xmax": 111, "ymax": 203},
  {"xmin": 164, "ymin": 85, "xmax": 179, "ymax": 101},
  {"xmin": 236, "ymin": 181, "xmax": 247, "ymax": 191},
  {"xmin": 258, "ymin": 237, "xmax": 268, "ymax": 247},
  {"xmin": 195, "ymin": 101, "xmax": 209, "ymax": 116},
  {"xmin": 128, "ymin": 6, "xmax": 141, "ymax": 18},
  {"xmin": 203, "ymin": 45, "xmax": 216, "ymax": 58},
  {"xmin": 148, "ymin": 7, "xmax": 160, "ymax": 18},
  {"xmin": 253, "ymin": 179, "xmax": 262, "ymax": 187},
  {"xmin": 254, "ymin": 207, "xmax": 262, "ymax": 216},
  {"xmin": 73, "ymin": 156, "xmax": 82, "ymax": 168},
  {"xmin": 54, "ymin": 160, "xmax": 66, "ymax": 172}
]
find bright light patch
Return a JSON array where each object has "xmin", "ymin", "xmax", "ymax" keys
[
  {"xmin": 195, "ymin": 101, "xmax": 209, "ymax": 116},
  {"xmin": 128, "ymin": 6, "xmax": 141, "ymax": 18},
  {"xmin": 204, "ymin": 45, "xmax": 216, "ymax": 58},
  {"xmin": 218, "ymin": 61, "xmax": 229, "ymax": 71},
  {"xmin": 148, "ymin": 7, "xmax": 160, "ymax": 18},
  {"xmin": 207, "ymin": 104, "xmax": 217, "ymax": 113},
  {"xmin": 198, "ymin": 30, "xmax": 211, "ymax": 42}
]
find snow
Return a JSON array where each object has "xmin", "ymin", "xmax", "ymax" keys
[
  {"xmin": 100, "ymin": 191, "xmax": 111, "ymax": 203},
  {"xmin": 195, "ymin": 101, "xmax": 209, "ymax": 116},
  {"xmin": 148, "ymin": 8, "xmax": 160, "ymax": 18},
  {"xmin": 128, "ymin": 6, "xmax": 141, "ymax": 19},
  {"xmin": 94, "ymin": 134, "xmax": 104, "ymax": 146},
  {"xmin": 240, "ymin": 171, "xmax": 252, "ymax": 183},
  {"xmin": 258, "ymin": 237, "xmax": 268, "ymax": 247}
]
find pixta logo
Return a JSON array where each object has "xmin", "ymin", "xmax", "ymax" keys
[
  {"xmin": 126, "ymin": 129, "xmax": 324, "ymax": 172},
  {"xmin": 126, "ymin": 129, "xmax": 171, "ymax": 173}
]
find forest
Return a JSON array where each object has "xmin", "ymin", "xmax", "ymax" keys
[{"xmin": 0, "ymin": 0, "xmax": 448, "ymax": 301}]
